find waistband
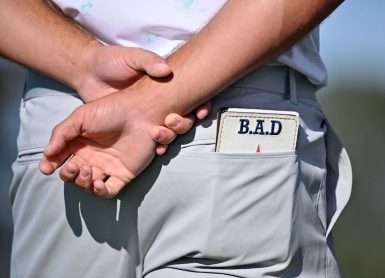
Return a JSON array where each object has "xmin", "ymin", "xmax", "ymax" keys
[
  {"xmin": 232, "ymin": 66, "xmax": 317, "ymax": 102},
  {"xmin": 23, "ymin": 71, "xmax": 79, "ymax": 101},
  {"xmin": 23, "ymin": 66, "xmax": 317, "ymax": 102}
]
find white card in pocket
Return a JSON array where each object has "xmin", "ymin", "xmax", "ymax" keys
[{"xmin": 215, "ymin": 108, "xmax": 299, "ymax": 153}]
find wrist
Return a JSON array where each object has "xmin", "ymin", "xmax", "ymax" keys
[
  {"xmin": 121, "ymin": 75, "xmax": 175, "ymax": 126},
  {"xmin": 69, "ymin": 40, "xmax": 103, "ymax": 92}
]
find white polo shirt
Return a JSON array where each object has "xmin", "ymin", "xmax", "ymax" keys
[{"xmin": 53, "ymin": 0, "xmax": 327, "ymax": 87}]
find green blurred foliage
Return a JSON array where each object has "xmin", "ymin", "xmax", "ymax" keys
[{"xmin": 318, "ymin": 88, "xmax": 385, "ymax": 278}]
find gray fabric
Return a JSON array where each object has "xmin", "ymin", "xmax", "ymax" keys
[{"xmin": 10, "ymin": 68, "xmax": 352, "ymax": 277}]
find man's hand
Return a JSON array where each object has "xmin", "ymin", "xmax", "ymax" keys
[
  {"xmin": 76, "ymin": 46, "xmax": 172, "ymax": 102},
  {"xmin": 39, "ymin": 92, "xmax": 163, "ymax": 198}
]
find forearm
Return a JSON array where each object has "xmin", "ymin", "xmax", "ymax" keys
[
  {"xmin": 0, "ymin": 0, "xmax": 101, "ymax": 89},
  {"xmin": 129, "ymin": 0, "xmax": 342, "ymax": 122}
]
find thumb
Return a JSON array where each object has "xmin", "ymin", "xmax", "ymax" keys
[{"xmin": 125, "ymin": 48, "xmax": 172, "ymax": 78}]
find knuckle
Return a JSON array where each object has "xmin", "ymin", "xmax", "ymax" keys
[
  {"xmin": 60, "ymin": 169, "xmax": 75, "ymax": 182},
  {"xmin": 123, "ymin": 170, "xmax": 136, "ymax": 183},
  {"xmin": 74, "ymin": 106, "xmax": 85, "ymax": 119},
  {"xmin": 51, "ymin": 125, "xmax": 59, "ymax": 136},
  {"xmin": 59, "ymin": 171, "xmax": 68, "ymax": 182}
]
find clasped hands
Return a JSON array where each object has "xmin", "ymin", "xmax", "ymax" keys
[{"xmin": 39, "ymin": 46, "xmax": 209, "ymax": 198}]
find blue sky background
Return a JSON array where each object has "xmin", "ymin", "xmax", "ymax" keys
[{"xmin": 320, "ymin": 0, "xmax": 385, "ymax": 90}]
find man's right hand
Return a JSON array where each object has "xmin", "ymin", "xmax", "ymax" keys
[{"xmin": 76, "ymin": 46, "xmax": 172, "ymax": 102}]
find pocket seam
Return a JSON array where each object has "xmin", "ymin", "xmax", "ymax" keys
[{"xmin": 178, "ymin": 150, "xmax": 297, "ymax": 159}]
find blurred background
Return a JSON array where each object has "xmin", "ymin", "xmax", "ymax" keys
[{"xmin": 0, "ymin": 1, "xmax": 384, "ymax": 277}]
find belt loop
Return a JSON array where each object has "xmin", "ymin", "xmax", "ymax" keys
[{"xmin": 289, "ymin": 68, "xmax": 298, "ymax": 105}]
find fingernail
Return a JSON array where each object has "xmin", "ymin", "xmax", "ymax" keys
[
  {"xmin": 154, "ymin": 63, "xmax": 170, "ymax": 71},
  {"xmin": 155, "ymin": 130, "xmax": 164, "ymax": 141},
  {"xmin": 67, "ymin": 168, "xmax": 76, "ymax": 175},
  {"xmin": 169, "ymin": 121, "xmax": 179, "ymax": 129},
  {"xmin": 81, "ymin": 171, "xmax": 90, "ymax": 178}
]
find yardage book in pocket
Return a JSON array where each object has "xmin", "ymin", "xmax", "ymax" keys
[{"xmin": 215, "ymin": 108, "xmax": 300, "ymax": 153}]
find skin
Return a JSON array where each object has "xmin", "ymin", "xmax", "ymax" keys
[
  {"xmin": 39, "ymin": 0, "xmax": 344, "ymax": 198},
  {"xmin": 0, "ymin": 0, "xmax": 209, "ymax": 156}
]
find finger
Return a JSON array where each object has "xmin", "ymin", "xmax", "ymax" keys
[
  {"xmin": 74, "ymin": 165, "xmax": 93, "ymax": 191},
  {"xmin": 59, "ymin": 159, "xmax": 80, "ymax": 183},
  {"xmin": 93, "ymin": 179, "xmax": 108, "ymax": 197},
  {"xmin": 127, "ymin": 48, "xmax": 172, "ymax": 78},
  {"xmin": 40, "ymin": 108, "xmax": 84, "ymax": 175},
  {"xmin": 165, "ymin": 113, "xmax": 195, "ymax": 135},
  {"xmin": 150, "ymin": 126, "xmax": 177, "ymax": 145},
  {"xmin": 91, "ymin": 166, "xmax": 107, "ymax": 184},
  {"xmin": 156, "ymin": 144, "xmax": 168, "ymax": 156},
  {"xmin": 93, "ymin": 176, "xmax": 128, "ymax": 198},
  {"xmin": 195, "ymin": 101, "xmax": 212, "ymax": 120},
  {"xmin": 44, "ymin": 107, "xmax": 84, "ymax": 158},
  {"xmin": 40, "ymin": 151, "xmax": 74, "ymax": 175}
]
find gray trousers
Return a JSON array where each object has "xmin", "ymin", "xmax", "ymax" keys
[{"xmin": 10, "ymin": 67, "xmax": 352, "ymax": 278}]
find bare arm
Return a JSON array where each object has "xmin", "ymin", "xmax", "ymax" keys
[
  {"xmin": 0, "ymin": 0, "xmax": 98, "ymax": 90},
  {"xmin": 127, "ymin": 0, "xmax": 343, "ymax": 120},
  {"xmin": 0, "ymin": 0, "xmax": 174, "ymax": 102},
  {"xmin": 41, "ymin": 0, "xmax": 343, "ymax": 197}
]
